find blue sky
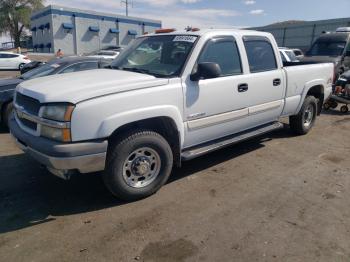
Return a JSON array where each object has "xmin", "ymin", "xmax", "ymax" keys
[
  {"xmin": 46, "ymin": 0, "xmax": 350, "ymax": 28},
  {"xmin": 1, "ymin": 0, "xmax": 350, "ymax": 43}
]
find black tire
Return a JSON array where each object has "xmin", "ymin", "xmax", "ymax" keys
[
  {"xmin": 103, "ymin": 130, "xmax": 173, "ymax": 201},
  {"xmin": 340, "ymin": 105, "xmax": 349, "ymax": 114},
  {"xmin": 2, "ymin": 102, "xmax": 13, "ymax": 129},
  {"xmin": 323, "ymin": 102, "xmax": 331, "ymax": 110},
  {"xmin": 330, "ymin": 101, "xmax": 338, "ymax": 109},
  {"xmin": 18, "ymin": 63, "xmax": 25, "ymax": 70},
  {"xmin": 289, "ymin": 96, "xmax": 317, "ymax": 135}
]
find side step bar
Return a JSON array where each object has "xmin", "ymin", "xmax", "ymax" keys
[{"xmin": 181, "ymin": 122, "xmax": 284, "ymax": 161}]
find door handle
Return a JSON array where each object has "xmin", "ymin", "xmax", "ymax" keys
[
  {"xmin": 238, "ymin": 83, "xmax": 248, "ymax": 92},
  {"xmin": 273, "ymin": 78, "xmax": 281, "ymax": 86}
]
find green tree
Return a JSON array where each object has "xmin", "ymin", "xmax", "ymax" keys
[{"xmin": 0, "ymin": 0, "xmax": 44, "ymax": 47}]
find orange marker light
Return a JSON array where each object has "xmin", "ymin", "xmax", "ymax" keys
[{"xmin": 155, "ymin": 28, "xmax": 176, "ymax": 34}]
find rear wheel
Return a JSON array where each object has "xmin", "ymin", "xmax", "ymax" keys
[
  {"xmin": 103, "ymin": 130, "xmax": 173, "ymax": 201},
  {"xmin": 18, "ymin": 63, "xmax": 25, "ymax": 70},
  {"xmin": 289, "ymin": 96, "xmax": 317, "ymax": 135},
  {"xmin": 340, "ymin": 105, "xmax": 349, "ymax": 114}
]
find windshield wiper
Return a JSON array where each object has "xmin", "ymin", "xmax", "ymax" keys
[
  {"xmin": 122, "ymin": 67, "xmax": 152, "ymax": 75},
  {"xmin": 120, "ymin": 67, "xmax": 165, "ymax": 78}
]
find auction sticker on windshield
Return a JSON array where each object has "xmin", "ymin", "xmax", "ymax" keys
[{"xmin": 173, "ymin": 35, "xmax": 197, "ymax": 43}]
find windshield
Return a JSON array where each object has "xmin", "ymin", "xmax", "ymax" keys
[
  {"xmin": 111, "ymin": 35, "xmax": 198, "ymax": 77},
  {"xmin": 307, "ymin": 40, "xmax": 346, "ymax": 56},
  {"xmin": 20, "ymin": 63, "xmax": 62, "ymax": 80}
]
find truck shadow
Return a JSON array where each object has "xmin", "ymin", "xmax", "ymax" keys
[{"xmin": 0, "ymin": 125, "xmax": 294, "ymax": 234}]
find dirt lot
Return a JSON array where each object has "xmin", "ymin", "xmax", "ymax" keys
[{"xmin": 0, "ymin": 67, "xmax": 350, "ymax": 261}]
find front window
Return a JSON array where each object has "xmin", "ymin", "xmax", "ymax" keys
[
  {"xmin": 111, "ymin": 35, "xmax": 198, "ymax": 77},
  {"xmin": 20, "ymin": 63, "xmax": 62, "ymax": 80},
  {"xmin": 307, "ymin": 41, "xmax": 346, "ymax": 56}
]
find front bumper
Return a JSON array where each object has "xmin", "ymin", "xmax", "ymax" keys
[{"xmin": 9, "ymin": 117, "xmax": 108, "ymax": 177}]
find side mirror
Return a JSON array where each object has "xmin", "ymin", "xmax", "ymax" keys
[{"xmin": 190, "ymin": 62, "xmax": 222, "ymax": 81}]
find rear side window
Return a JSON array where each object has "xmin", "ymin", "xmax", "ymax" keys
[
  {"xmin": 244, "ymin": 38, "xmax": 277, "ymax": 73},
  {"xmin": 198, "ymin": 38, "xmax": 242, "ymax": 76}
]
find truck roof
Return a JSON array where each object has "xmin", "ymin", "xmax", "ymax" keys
[
  {"xmin": 316, "ymin": 32, "xmax": 350, "ymax": 42},
  {"xmin": 148, "ymin": 28, "xmax": 270, "ymax": 37}
]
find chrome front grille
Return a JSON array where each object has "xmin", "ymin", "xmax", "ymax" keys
[
  {"xmin": 15, "ymin": 92, "xmax": 41, "ymax": 116},
  {"xmin": 14, "ymin": 92, "xmax": 41, "ymax": 134}
]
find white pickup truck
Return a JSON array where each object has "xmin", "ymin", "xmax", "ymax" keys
[{"xmin": 10, "ymin": 29, "xmax": 334, "ymax": 200}]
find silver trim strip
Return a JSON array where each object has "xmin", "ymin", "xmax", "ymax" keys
[
  {"xmin": 188, "ymin": 108, "xmax": 249, "ymax": 130},
  {"xmin": 248, "ymin": 100, "xmax": 283, "ymax": 115}
]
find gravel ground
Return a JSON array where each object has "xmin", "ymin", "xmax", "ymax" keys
[{"xmin": 0, "ymin": 71, "xmax": 350, "ymax": 261}]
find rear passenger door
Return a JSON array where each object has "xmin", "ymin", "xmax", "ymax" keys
[{"xmin": 242, "ymin": 36, "xmax": 285, "ymax": 126}]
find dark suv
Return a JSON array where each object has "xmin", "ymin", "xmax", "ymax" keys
[{"xmin": 301, "ymin": 31, "xmax": 350, "ymax": 77}]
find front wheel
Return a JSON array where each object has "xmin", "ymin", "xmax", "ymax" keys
[
  {"xmin": 18, "ymin": 63, "xmax": 25, "ymax": 70},
  {"xmin": 289, "ymin": 96, "xmax": 317, "ymax": 135},
  {"xmin": 103, "ymin": 130, "xmax": 173, "ymax": 201}
]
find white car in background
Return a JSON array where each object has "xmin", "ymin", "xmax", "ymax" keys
[
  {"xmin": 0, "ymin": 52, "xmax": 31, "ymax": 70},
  {"xmin": 279, "ymin": 47, "xmax": 299, "ymax": 63}
]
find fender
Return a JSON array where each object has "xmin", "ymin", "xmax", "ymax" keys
[
  {"xmin": 98, "ymin": 105, "xmax": 185, "ymax": 146},
  {"xmin": 294, "ymin": 79, "xmax": 325, "ymax": 114}
]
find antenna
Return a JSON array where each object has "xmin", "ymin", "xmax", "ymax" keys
[{"xmin": 121, "ymin": 0, "xmax": 133, "ymax": 16}]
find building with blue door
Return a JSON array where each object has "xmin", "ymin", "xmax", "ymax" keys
[{"xmin": 31, "ymin": 5, "xmax": 162, "ymax": 55}]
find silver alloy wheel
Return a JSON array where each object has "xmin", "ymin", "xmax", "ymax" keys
[
  {"xmin": 122, "ymin": 147, "xmax": 161, "ymax": 188},
  {"xmin": 303, "ymin": 104, "xmax": 314, "ymax": 128}
]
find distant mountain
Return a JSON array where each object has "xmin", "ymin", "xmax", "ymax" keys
[{"xmin": 264, "ymin": 20, "xmax": 306, "ymax": 27}]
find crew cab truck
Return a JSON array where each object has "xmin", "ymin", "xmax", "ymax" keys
[{"xmin": 10, "ymin": 29, "xmax": 334, "ymax": 201}]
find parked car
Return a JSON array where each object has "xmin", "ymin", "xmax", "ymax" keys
[
  {"xmin": 301, "ymin": 30, "xmax": 350, "ymax": 77},
  {"xmin": 292, "ymin": 48, "xmax": 304, "ymax": 59},
  {"xmin": 10, "ymin": 29, "xmax": 333, "ymax": 200},
  {"xmin": 0, "ymin": 52, "xmax": 31, "ymax": 70},
  {"xmin": 20, "ymin": 61, "xmax": 45, "ymax": 74},
  {"xmin": 279, "ymin": 47, "xmax": 299, "ymax": 62},
  {"xmin": 0, "ymin": 56, "xmax": 111, "ymax": 128},
  {"xmin": 87, "ymin": 50, "xmax": 121, "ymax": 60}
]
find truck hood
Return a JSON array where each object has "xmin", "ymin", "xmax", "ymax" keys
[
  {"xmin": 300, "ymin": 56, "xmax": 341, "ymax": 64},
  {"xmin": 16, "ymin": 69, "xmax": 169, "ymax": 104}
]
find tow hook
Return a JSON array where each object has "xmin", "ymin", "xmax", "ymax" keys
[{"xmin": 47, "ymin": 167, "xmax": 74, "ymax": 180}]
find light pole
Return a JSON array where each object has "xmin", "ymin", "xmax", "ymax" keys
[{"xmin": 121, "ymin": 0, "xmax": 132, "ymax": 16}]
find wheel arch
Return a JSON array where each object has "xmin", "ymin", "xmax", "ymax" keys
[
  {"xmin": 107, "ymin": 116, "xmax": 183, "ymax": 167},
  {"xmin": 297, "ymin": 80, "xmax": 325, "ymax": 115}
]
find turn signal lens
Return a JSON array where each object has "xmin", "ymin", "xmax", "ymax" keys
[{"xmin": 155, "ymin": 28, "xmax": 176, "ymax": 34}]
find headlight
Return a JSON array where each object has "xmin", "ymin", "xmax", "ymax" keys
[
  {"xmin": 41, "ymin": 125, "xmax": 71, "ymax": 142},
  {"xmin": 40, "ymin": 103, "xmax": 74, "ymax": 142},
  {"xmin": 41, "ymin": 104, "xmax": 75, "ymax": 122}
]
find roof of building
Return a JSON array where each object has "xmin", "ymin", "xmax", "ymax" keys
[{"xmin": 31, "ymin": 5, "xmax": 161, "ymax": 27}]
